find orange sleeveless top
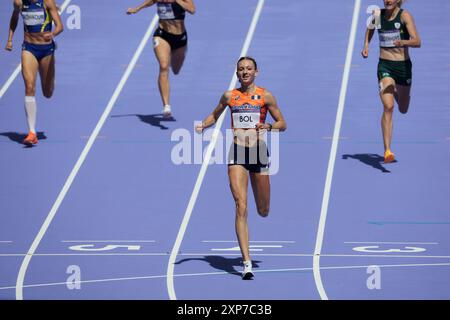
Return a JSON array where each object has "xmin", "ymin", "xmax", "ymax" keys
[{"xmin": 228, "ymin": 87, "xmax": 267, "ymax": 129}]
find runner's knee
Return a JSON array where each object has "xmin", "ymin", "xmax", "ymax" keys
[
  {"xmin": 24, "ymin": 78, "xmax": 36, "ymax": 95},
  {"xmin": 383, "ymin": 103, "xmax": 394, "ymax": 112},
  {"xmin": 399, "ymin": 105, "xmax": 408, "ymax": 114},
  {"xmin": 43, "ymin": 86, "xmax": 53, "ymax": 98},
  {"xmin": 235, "ymin": 200, "xmax": 247, "ymax": 217},
  {"xmin": 398, "ymin": 98, "xmax": 410, "ymax": 114},
  {"xmin": 159, "ymin": 62, "xmax": 170, "ymax": 74},
  {"xmin": 257, "ymin": 205, "xmax": 269, "ymax": 217},
  {"xmin": 43, "ymin": 91, "xmax": 53, "ymax": 99},
  {"xmin": 172, "ymin": 67, "xmax": 181, "ymax": 75},
  {"xmin": 171, "ymin": 60, "xmax": 184, "ymax": 75}
]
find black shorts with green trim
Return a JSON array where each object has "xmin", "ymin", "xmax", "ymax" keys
[{"xmin": 377, "ymin": 58, "xmax": 412, "ymax": 86}]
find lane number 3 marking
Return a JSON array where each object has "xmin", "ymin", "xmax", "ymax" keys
[{"xmin": 353, "ymin": 246, "xmax": 426, "ymax": 253}]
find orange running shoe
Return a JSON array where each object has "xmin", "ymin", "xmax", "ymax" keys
[
  {"xmin": 384, "ymin": 150, "xmax": 395, "ymax": 163},
  {"xmin": 23, "ymin": 132, "xmax": 38, "ymax": 145}
]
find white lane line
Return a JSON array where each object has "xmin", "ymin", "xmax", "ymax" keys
[
  {"xmin": 313, "ymin": 254, "xmax": 450, "ymax": 259},
  {"xmin": 344, "ymin": 242, "xmax": 439, "ymax": 245},
  {"xmin": 166, "ymin": 0, "xmax": 266, "ymax": 301},
  {"xmin": 0, "ymin": 66, "xmax": 21, "ymax": 100},
  {"xmin": 313, "ymin": 0, "xmax": 361, "ymax": 301},
  {"xmin": 202, "ymin": 240, "xmax": 295, "ymax": 243},
  {"xmin": 14, "ymin": 14, "xmax": 159, "ymax": 301},
  {"xmin": 0, "ymin": 0, "xmax": 73, "ymax": 100},
  {"xmin": 2, "ymin": 261, "xmax": 450, "ymax": 291},
  {"xmin": 211, "ymin": 245, "xmax": 283, "ymax": 251},
  {"xmin": 0, "ymin": 241, "xmax": 13, "ymax": 243},
  {"xmin": 4, "ymin": 252, "xmax": 450, "ymax": 258},
  {"xmin": 61, "ymin": 240, "xmax": 156, "ymax": 243}
]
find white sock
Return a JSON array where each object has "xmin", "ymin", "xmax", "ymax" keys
[
  {"xmin": 24, "ymin": 96, "xmax": 37, "ymax": 133},
  {"xmin": 243, "ymin": 260, "xmax": 252, "ymax": 268}
]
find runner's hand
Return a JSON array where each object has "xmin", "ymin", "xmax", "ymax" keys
[
  {"xmin": 126, "ymin": 7, "xmax": 138, "ymax": 14},
  {"xmin": 255, "ymin": 123, "xmax": 269, "ymax": 132},
  {"xmin": 43, "ymin": 32, "xmax": 53, "ymax": 42},
  {"xmin": 195, "ymin": 123, "xmax": 204, "ymax": 134},
  {"xmin": 393, "ymin": 40, "xmax": 403, "ymax": 47},
  {"xmin": 361, "ymin": 47, "xmax": 369, "ymax": 58},
  {"xmin": 5, "ymin": 40, "xmax": 13, "ymax": 51}
]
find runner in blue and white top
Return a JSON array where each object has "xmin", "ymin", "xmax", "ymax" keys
[{"xmin": 5, "ymin": 0, "xmax": 64, "ymax": 146}]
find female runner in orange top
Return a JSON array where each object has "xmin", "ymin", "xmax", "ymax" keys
[{"xmin": 196, "ymin": 57, "xmax": 287, "ymax": 279}]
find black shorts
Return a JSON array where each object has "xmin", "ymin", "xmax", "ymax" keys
[
  {"xmin": 228, "ymin": 141, "xmax": 270, "ymax": 173},
  {"xmin": 377, "ymin": 58, "xmax": 412, "ymax": 86},
  {"xmin": 153, "ymin": 27, "xmax": 187, "ymax": 51}
]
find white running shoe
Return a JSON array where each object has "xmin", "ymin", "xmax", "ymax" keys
[
  {"xmin": 242, "ymin": 261, "xmax": 254, "ymax": 280},
  {"xmin": 162, "ymin": 104, "xmax": 172, "ymax": 118}
]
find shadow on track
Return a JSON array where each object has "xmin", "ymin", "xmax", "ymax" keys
[
  {"xmin": 111, "ymin": 113, "xmax": 176, "ymax": 130},
  {"xmin": 175, "ymin": 256, "xmax": 261, "ymax": 278},
  {"xmin": 0, "ymin": 131, "xmax": 47, "ymax": 147},
  {"xmin": 342, "ymin": 153, "xmax": 397, "ymax": 173}
]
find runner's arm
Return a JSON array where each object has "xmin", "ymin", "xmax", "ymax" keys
[
  {"xmin": 196, "ymin": 91, "xmax": 230, "ymax": 133},
  {"xmin": 395, "ymin": 10, "xmax": 421, "ymax": 48},
  {"xmin": 258, "ymin": 90, "xmax": 286, "ymax": 132},
  {"xmin": 175, "ymin": 0, "xmax": 195, "ymax": 14},
  {"xmin": 127, "ymin": 0, "xmax": 156, "ymax": 14},
  {"xmin": 45, "ymin": 0, "xmax": 63, "ymax": 37},
  {"xmin": 5, "ymin": 0, "xmax": 21, "ymax": 51}
]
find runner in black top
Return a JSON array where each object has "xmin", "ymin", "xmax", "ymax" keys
[{"xmin": 127, "ymin": 0, "xmax": 195, "ymax": 118}]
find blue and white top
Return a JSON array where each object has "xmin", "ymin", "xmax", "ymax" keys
[{"xmin": 21, "ymin": 0, "xmax": 52, "ymax": 33}]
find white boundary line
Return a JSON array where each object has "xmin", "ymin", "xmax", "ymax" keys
[
  {"xmin": 0, "ymin": 0, "xmax": 73, "ymax": 100},
  {"xmin": 3, "ymin": 252, "xmax": 450, "ymax": 258},
  {"xmin": 0, "ymin": 67, "xmax": 21, "ymax": 100},
  {"xmin": 166, "ymin": 0, "xmax": 266, "ymax": 301},
  {"xmin": 3, "ymin": 261, "xmax": 450, "ymax": 291},
  {"xmin": 14, "ymin": 14, "xmax": 159, "ymax": 300},
  {"xmin": 60, "ymin": 240, "xmax": 156, "ymax": 243},
  {"xmin": 313, "ymin": 0, "xmax": 361, "ymax": 301},
  {"xmin": 344, "ymin": 242, "xmax": 439, "ymax": 245},
  {"xmin": 202, "ymin": 240, "xmax": 295, "ymax": 243}
]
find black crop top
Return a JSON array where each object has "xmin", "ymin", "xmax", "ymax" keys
[{"xmin": 157, "ymin": 2, "xmax": 185, "ymax": 20}]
